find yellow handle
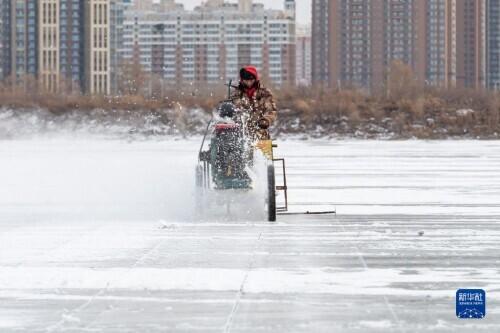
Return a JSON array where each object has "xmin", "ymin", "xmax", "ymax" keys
[{"xmin": 256, "ymin": 140, "xmax": 273, "ymax": 160}]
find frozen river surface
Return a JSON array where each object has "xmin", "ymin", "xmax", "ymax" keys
[{"xmin": 0, "ymin": 139, "xmax": 499, "ymax": 332}]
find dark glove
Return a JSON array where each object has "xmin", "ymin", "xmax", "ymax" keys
[{"xmin": 258, "ymin": 118, "xmax": 270, "ymax": 129}]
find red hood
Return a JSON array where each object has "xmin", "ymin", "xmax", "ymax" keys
[{"xmin": 242, "ymin": 66, "xmax": 259, "ymax": 81}]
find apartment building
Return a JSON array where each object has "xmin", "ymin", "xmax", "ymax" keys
[
  {"xmin": 1, "ymin": 0, "xmax": 112, "ymax": 94},
  {"xmin": 38, "ymin": 0, "xmax": 60, "ymax": 93},
  {"xmin": 312, "ymin": 0, "xmax": 487, "ymax": 91},
  {"xmin": 315, "ymin": 0, "xmax": 438, "ymax": 90},
  {"xmin": 456, "ymin": 0, "xmax": 486, "ymax": 88},
  {"xmin": 296, "ymin": 25, "xmax": 311, "ymax": 86},
  {"xmin": 38, "ymin": 0, "xmax": 111, "ymax": 94},
  {"xmin": 120, "ymin": 0, "xmax": 296, "ymax": 87},
  {"xmin": 85, "ymin": 0, "xmax": 111, "ymax": 95},
  {"xmin": 59, "ymin": 0, "xmax": 85, "ymax": 92},
  {"xmin": 0, "ymin": 0, "xmax": 11, "ymax": 81},
  {"xmin": 10, "ymin": 0, "xmax": 38, "ymax": 82},
  {"xmin": 110, "ymin": 0, "xmax": 130, "ymax": 93},
  {"xmin": 311, "ymin": 0, "xmax": 329, "ymax": 85},
  {"xmin": 421, "ymin": 0, "xmax": 456, "ymax": 87},
  {"xmin": 487, "ymin": 0, "xmax": 500, "ymax": 89}
]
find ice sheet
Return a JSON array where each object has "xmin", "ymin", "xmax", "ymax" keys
[{"xmin": 0, "ymin": 138, "xmax": 499, "ymax": 332}]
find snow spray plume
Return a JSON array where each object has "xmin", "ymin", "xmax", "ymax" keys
[
  {"xmin": 0, "ymin": 138, "xmax": 201, "ymax": 223},
  {"xmin": 0, "ymin": 107, "xmax": 211, "ymax": 139}
]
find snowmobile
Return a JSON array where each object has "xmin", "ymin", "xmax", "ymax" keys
[{"xmin": 195, "ymin": 82, "xmax": 288, "ymax": 222}]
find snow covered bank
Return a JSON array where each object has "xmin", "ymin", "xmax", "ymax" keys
[{"xmin": 1, "ymin": 106, "xmax": 498, "ymax": 140}]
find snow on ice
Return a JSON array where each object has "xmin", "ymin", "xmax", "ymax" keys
[{"xmin": 0, "ymin": 136, "xmax": 499, "ymax": 332}]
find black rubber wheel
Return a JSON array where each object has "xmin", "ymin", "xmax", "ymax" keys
[{"xmin": 267, "ymin": 164, "xmax": 276, "ymax": 222}]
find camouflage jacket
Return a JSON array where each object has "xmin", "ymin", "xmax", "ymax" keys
[{"xmin": 230, "ymin": 85, "xmax": 278, "ymax": 133}]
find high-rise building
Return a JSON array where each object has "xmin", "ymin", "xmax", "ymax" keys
[
  {"xmin": 85, "ymin": 0, "xmax": 111, "ymax": 95},
  {"xmin": 311, "ymin": 0, "xmax": 329, "ymax": 85},
  {"xmin": 38, "ymin": 0, "xmax": 60, "ymax": 93},
  {"xmin": 456, "ymin": 0, "xmax": 486, "ymax": 88},
  {"xmin": 59, "ymin": 0, "xmax": 85, "ymax": 93},
  {"xmin": 0, "ymin": 0, "xmax": 11, "ymax": 81},
  {"xmin": 110, "ymin": 0, "xmax": 127, "ymax": 93},
  {"xmin": 284, "ymin": 0, "xmax": 296, "ymax": 19},
  {"xmin": 418, "ymin": 0, "xmax": 456, "ymax": 88},
  {"xmin": 322, "ymin": 0, "xmax": 425, "ymax": 91},
  {"xmin": 10, "ymin": 0, "xmax": 38, "ymax": 83},
  {"xmin": 37, "ymin": 0, "xmax": 86, "ymax": 94},
  {"xmin": 121, "ymin": 0, "xmax": 296, "ymax": 87},
  {"xmin": 3, "ymin": 0, "xmax": 108, "ymax": 94},
  {"xmin": 331, "ymin": 1, "xmax": 374, "ymax": 89},
  {"xmin": 312, "ymin": 0, "xmax": 487, "ymax": 91},
  {"xmin": 296, "ymin": 25, "xmax": 311, "ymax": 86},
  {"xmin": 487, "ymin": 0, "xmax": 500, "ymax": 89},
  {"xmin": 39, "ymin": 0, "xmax": 111, "ymax": 95},
  {"xmin": 37, "ymin": 0, "xmax": 110, "ymax": 94}
]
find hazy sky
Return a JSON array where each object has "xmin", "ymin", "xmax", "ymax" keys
[{"xmin": 177, "ymin": 0, "xmax": 312, "ymax": 25}]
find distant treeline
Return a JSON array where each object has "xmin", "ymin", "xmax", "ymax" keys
[{"xmin": 1, "ymin": 61, "xmax": 499, "ymax": 139}]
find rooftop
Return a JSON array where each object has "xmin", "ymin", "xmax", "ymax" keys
[{"xmin": 126, "ymin": 0, "xmax": 294, "ymax": 21}]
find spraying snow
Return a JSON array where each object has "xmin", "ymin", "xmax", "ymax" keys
[{"xmin": 0, "ymin": 138, "xmax": 199, "ymax": 222}]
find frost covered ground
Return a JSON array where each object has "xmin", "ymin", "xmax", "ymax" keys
[{"xmin": 0, "ymin": 138, "xmax": 499, "ymax": 332}]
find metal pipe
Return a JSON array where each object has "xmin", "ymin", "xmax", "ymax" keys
[{"xmin": 282, "ymin": 158, "xmax": 288, "ymax": 211}]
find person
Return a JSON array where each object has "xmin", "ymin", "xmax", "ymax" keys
[{"xmin": 231, "ymin": 66, "xmax": 277, "ymax": 140}]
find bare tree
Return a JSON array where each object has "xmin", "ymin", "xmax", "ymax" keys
[
  {"xmin": 118, "ymin": 59, "xmax": 148, "ymax": 96},
  {"xmin": 386, "ymin": 60, "xmax": 421, "ymax": 100}
]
